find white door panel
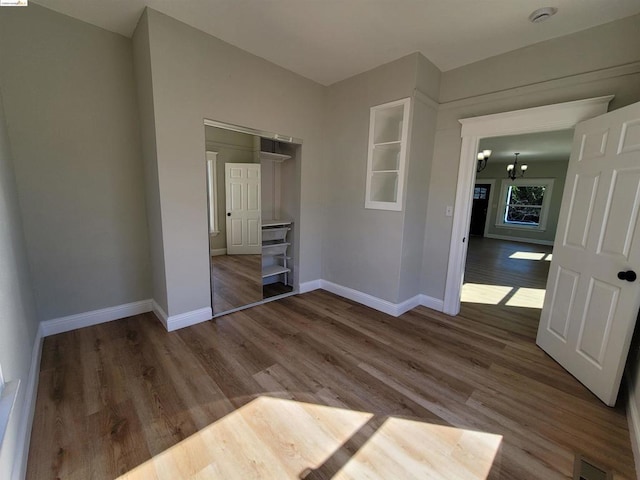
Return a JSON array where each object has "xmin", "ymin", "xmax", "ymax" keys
[
  {"xmin": 537, "ymin": 101, "xmax": 640, "ymax": 406},
  {"xmin": 225, "ymin": 163, "xmax": 261, "ymax": 255}
]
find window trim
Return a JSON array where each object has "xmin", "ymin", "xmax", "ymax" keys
[
  {"xmin": 206, "ymin": 151, "xmax": 219, "ymax": 236},
  {"xmin": 496, "ymin": 178, "xmax": 554, "ymax": 231}
]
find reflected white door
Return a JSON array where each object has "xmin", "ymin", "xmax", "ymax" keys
[
  {"xmin": 225, "ymin": 163, "xmax": 261, "ymax": 255},
  {"xmin": 537, "ymin": 101, "xmax": 640, "ymax": 405}
]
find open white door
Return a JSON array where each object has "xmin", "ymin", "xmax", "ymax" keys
[
  {"xmin": 537, "ymin": 101, "xmax": 640, "ymax": 406},
  {"xmin": 225, "ymin": 163, "xmax": 261, "ymax": 255}
]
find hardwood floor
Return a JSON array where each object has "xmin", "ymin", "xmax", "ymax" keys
[
  {"xmin": 26, "ymin": 239, "xmax": 634, "ymax": 478},
  {"xmin": 463, "ymin": 237, "xmax": 553, "ymax": 310},
  {"xmin": 27, "ymin": 284, "xmax": 636, "ymax": 478},
  {"xmin": 211, "ymin": 253, "xmax": 262, "ymax": 313}
]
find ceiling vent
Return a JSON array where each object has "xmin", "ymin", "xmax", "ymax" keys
[{"xmin": 529, "ymin": 7, "xmax": 558, "ymax": 23}]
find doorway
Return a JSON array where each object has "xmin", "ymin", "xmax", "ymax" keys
[
  {"xmin": 443, "ymin": 96, "xmax": 613, "ymax": 316},
  {"xmin": 461, "ymin": 130, "xmax": 570, "ymax": 321},
  {"xmin": 469, "ymin": 183, "xmax": 492, "ymax": 237}
]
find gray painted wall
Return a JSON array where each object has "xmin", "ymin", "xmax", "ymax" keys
[
  {"xmin": 132, "ymin": 10, "xmax": 168, "ymax": 314},
  {"xmin": 0, "ymin": 4, "xmax": 151, "ymax": 320},
  {"xmin": 323, "ymin": 53, "xmax": 440, "ymax": 303},
  {"xmin": 398, "ymin": 91, "xmax": 438, "ymax": 302},
  {"xmin": 136, "ymin": 9, "xmax": 326, "ymax": 316},
  {"xmin": 440, "ymin": 14, "xmax": 640, "ymax": 105},
  {"xmin": 0, "ymin": 88, "xmax": 39, "ymax": 479},
  {"xmin": 421, "ymin": 14, "xmax": 640, "ymax": 301},
  {"xmin": 476, "ymin": 159, "xmax": 569, "ymax": 244}
]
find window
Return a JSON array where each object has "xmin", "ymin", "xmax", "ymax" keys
[
  {"xmin": 497, "ymin": 179, "xmax": 554, "ymax": 230},
  {"xmin": 473, "ymin": 186, "xmax": 489, "ymax": 199},
  {"xmin": 206, "ymin": 152, "xmax": 219, "ymax": 236}
]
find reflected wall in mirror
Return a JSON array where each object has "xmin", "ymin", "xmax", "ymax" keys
[{"xmin": 205, "ymin": 126, "xmax": 263, "ymax": 313}]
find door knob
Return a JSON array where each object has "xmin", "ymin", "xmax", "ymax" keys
[
  {"xmin": 617, "ymin": 270, "xmax": 637, "ymax": 282},
  {"xmin": 227, "ymin": 212, "xmax": 231, "ymax": 217}
]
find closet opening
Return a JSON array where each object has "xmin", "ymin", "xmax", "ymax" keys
[{"xmin": 203, "ymin": 120, "xmax": 302, "ymax": 317}]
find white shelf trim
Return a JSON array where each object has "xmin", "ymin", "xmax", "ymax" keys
[
  {"xmin": 262, "ymin": 219, "xmax": 292, "ymax": 227},
  {"xmin": 259, "ymin": 151, "xmax": 292, "ymax": 162},
  {"xmin": 262, "ymin": 265, "xmax": 292, "ymax": 278}
]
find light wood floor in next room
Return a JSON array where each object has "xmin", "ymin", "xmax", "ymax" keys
[{"xmin": 27, "ymin": 243, "xmax": 636, "ymax": 479}]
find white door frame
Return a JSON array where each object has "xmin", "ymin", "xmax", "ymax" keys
[{"xmin": 443, "ymin": 96, "xmax": 614, "ymax": 316}]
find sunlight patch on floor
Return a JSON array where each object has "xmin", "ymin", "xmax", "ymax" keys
[
  {"xmin": 509, "ymin": 251, "xmax": 547, "ymax": 260},
  {"xmin": 461, "ymin": 283, "xmax": 513, "ymax": 305},
  {"xmin": 117, "ymin": 396, "xmax": 502, "ymax": 479},
  {"xmin": 505, "ymin": 287, "xmax": 546, "ymax": 308},
  {"xmin": 334, "ymin": 417, "xmax": 502, "ymax": 480},
  {"xmin": 462, "ymin": 283, "xmax": 546, "ymax": 308}
]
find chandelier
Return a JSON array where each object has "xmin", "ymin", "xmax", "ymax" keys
[{"xmin": 507, "ymin": 152, "xmax": 528, "ymax": 180}]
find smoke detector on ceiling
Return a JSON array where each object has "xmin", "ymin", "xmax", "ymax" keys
[{"xmin": 529, "ymin": 7, "xmax": 558, "ymax": 23}]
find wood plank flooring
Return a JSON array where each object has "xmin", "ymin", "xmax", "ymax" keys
[
  {"xmin": 211, "ymin": 254, "xmax": 262, "ymax": 313},
  {"xmin": 27, "ymin": 239, "xmax": 636, "ymax": 479}
]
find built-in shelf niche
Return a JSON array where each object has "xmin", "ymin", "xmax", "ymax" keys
[{"xmin": 365, "ymin": 97, "xmax": 410, "ymax": 211}]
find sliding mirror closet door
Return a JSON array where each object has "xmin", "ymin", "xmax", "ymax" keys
[{"xmin": 205, "ymin": 126, "xmax": 263, "ymax": 313}]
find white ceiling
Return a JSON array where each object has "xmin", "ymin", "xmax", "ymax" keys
[
  {"xmin": 32, "ymin": 0, "xmax": 640, "ymax": 86},
  {"xmin": 479, "ymin": 129, "xmax": 574, "ymax": 164}
]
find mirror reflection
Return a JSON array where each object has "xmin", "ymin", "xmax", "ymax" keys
[
  {"xmin": 206, "ymin": 127, "xmax": 263, "ymax": 312},
  {"xmin": 205, "ymin": 125, "xmax": 297, "ymax": 315}
]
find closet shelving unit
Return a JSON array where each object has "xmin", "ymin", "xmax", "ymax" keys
[
  {"xmin": 259, "ymin": 149, "xmax": 293, "ymax": 286},
  {"xmin": 261, "ymin": 219, "xmax": 292, "ymax": 284}
]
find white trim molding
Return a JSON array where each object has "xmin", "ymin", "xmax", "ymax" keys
[
  {"xmin": 210, "ymin": 248, "xmax": 227, "ymax": 256},
  {"xmin": 166, "ymin": 308, "xmax": 213, "ymax": 332},
  {"xmin": 444, "ymin": 95, "xmax": 613, "ymax": 316},
  {"xmin": 11, "ymin": 323, "xmax": 44, "ymax": 480},
  {"xmin": 420, "ymin": 295, "xmax": 445, "ymax": 312},
  {"xmin": 41, "ymin": 300, "xmax": 153, "ymax": 337},
  {"xmin": 0, "ymin": 380, "xmax": 19, "ymax": 450},
  {"xmin": 320, "ymin": 280, "xmax": 417, "ymax": 317},
  {"xmin": 626, "ymin": 369, "xmax": 640, "ymax": 479},
  {"xmin": 152, "ymin": 300, "xmax": 169, "ymax": 329},
  {"xmin": 151, "ymin": 300, "xmax": 212, "ymax": 332},
  {"xmin": 298, "ymin": 279, "xmax": 444, "ymax": 317},
  {"xmin": 299, "ymin": 280, "xmax": 322, "ymax": 293}
]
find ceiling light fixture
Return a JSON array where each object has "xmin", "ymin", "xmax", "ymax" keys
[
  {"xmin": 529, "ymin": 7, "xmax": 558, "ymax": 23},
  {"xmin": 506, "ymin": 152, "xmax": 527, "ymax": 180},
  {"xmin": 477, "ymin": 149, "xmax": 492, "ymax": 172}
]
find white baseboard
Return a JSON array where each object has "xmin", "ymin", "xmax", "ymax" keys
[
  {"xmin": 152, "ymin": 301, "xmax": 212, "ymax": 331},
  {"xmin": 11, "ymin": 323, "xmax": 44, "ymax": 480},
  {"xmin": 319, "ymin": 281, "xmax": 427, "ymax": 317},
  {"xmin": 484, "ymin": 233, "xmax": 554, "ymax": 246},
  {"xmin": 41, "ymin": 299, "xmax": 153, "ymax": 337},
  {"xmin": 166, "ymin": 307, "xmax": 213, "ymax": 332},
  {"xmin": 152, "ymin": 300, "xmax": 169, "ymax": 329},
  {"xmin": 299, "ymin": 280, "xmax": 322, "ymax": 293},
  {"xmin": 298, "ymin": 280, "xmax": 445, "ymax": 317},
  {"xmin": 419, "ymin": 294, "xmax": 445, "ymax": 312},
  {"xmin": 320, "ymin": 280, "xmax": 403, "ymax": 317},
  {"xmin": 626, "ymin": 372, "xmax": 640, "ymax": 479},
  {"xmin": 210, "ymin": 248, "xmax": 227, "ymax": 256},
  {"xmin": 396, "ymin": 295, "xmax": 422, "ymax": 316}
]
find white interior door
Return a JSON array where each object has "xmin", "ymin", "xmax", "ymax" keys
[
  {"xmin": 225, "ymin": 163, "xmax": 261, "ymax": 255},
  {"xmin": 537, "ymin": 101, "xmax": 640, "ymax": 406}
]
